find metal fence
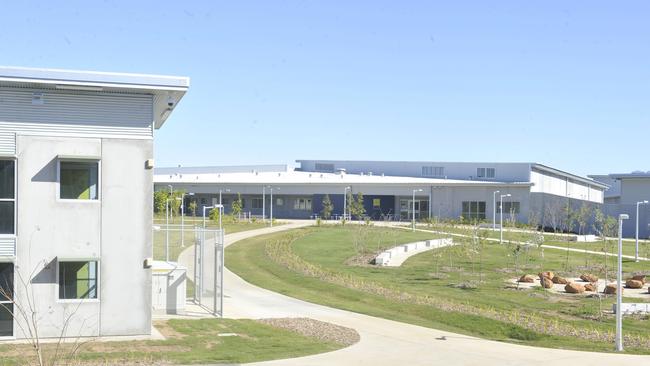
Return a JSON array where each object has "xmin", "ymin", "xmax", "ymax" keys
[{"xmin": 193, "ymin": 226, "xmax": 224, "ymax": 317}]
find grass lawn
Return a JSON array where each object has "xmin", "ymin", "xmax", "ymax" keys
[
  {"xmin": 227, "ymin": 225, "xmax": 650, "ymax": 354},
  {"xmin": 0, "ymin": 319, "xmax": 344, "ymax": 365},
  {"xmin": 153, "ymin": 214, "xmax": 274, "ymax": 261}
]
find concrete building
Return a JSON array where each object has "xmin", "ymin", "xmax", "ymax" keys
[
  {"xmin": 154, "ymin": 160, "xmax": 606, "ymax": 229},
  {"xmin": 0, "ymin": 66, "xmax": 188, "ymax": 339},
  {"xmin": 590, "ymin": 172, "xmax": 650, "ymax": 238}
]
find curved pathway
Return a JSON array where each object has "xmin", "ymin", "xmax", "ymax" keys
[{"xmin": 178, "ymin": 221, "xmax": 650, "ymax": 366}]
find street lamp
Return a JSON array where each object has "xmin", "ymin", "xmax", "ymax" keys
[
  {"xmin": 218, "ymin": 188, "xmax": 230, "ymax": 206},
  {"xmin": 202, "ymin": 205, "xmax": 214, "ymax": 229},
  {"xmin": 180, "ymin": 192, "xmax": 194, "ymax": 248},
  {"xmin": 635, "ymin": 200, "xmax": 648, "ymax": 262},
  {"xmin": 262, "ymin": 186, "xmax": 266, "ymax": 223},
  {"xmin": 492, "ymin": 190, "xmax": 500, "ymax": 230},
  {"xmin": 343, "ymin": 186, "xmax": 351, "ymax": 221},
  {"xmin": 616, "ymin": 213, "xmax": 629, "ymax": 352},
  {"xmin": 499, "ymin": 194, "xmax": 511, "ymax": 244},
  {"xmin": 412, "ymin": 189, "xmax": 423, "ymax": 231},
  {"xmin": 266, "ymin": 186, "xmax": 279, "ymax": 227}
]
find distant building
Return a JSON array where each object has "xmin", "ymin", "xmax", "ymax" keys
[
  {"xmin": 590, "ymin": 173, "xmax": 650, "ymax": 238},
  {"xmin": 155, "ymin": 160, "xmax": 606, "ymax": 230},
  {"xmin": 0, "ymin": 66, "xmax": 188, "ymax": 339}
]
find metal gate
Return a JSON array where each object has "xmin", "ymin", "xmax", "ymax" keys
[{"xmin": 193, "ymin": 226, "xmax": 224, "ymax": 316}]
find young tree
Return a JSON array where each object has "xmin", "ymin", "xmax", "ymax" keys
[
  {"xmin": 188, "ymin": 200, "xmax": 198, "ymax": 217},
  {"xmin": 231, "ymin": 193, "xmax": 243, "ymax": 220},
  {"xmin": 544, "ymin": 200, "xmax": 562, "ymax": 234},
  {"xmin": 576, "ymin": 202, "xmax": 592, "ymax": 266},
  {"xmin": 153, "ymin": 190, "xmax": 168, "ymax": 213},
  {"xmin": 351, "ymin": 192, "xmax": 366, "ymax": 221},
  {"xmin": 321, "ymin": 194, "xmax": 333, "ymax": 220}
]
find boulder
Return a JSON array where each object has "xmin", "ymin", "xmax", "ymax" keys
[
  {"xmin": 604, "ymin": 283, "xmax": 621, "ymax": 295},
  {"xmin": 552, "ymin": 276, "xmax": 569, "ymax": 284},
  {"xmin": 584, "ymin": 283, "xmax": 596, "ymax": 292},
  {"xmin": 540, "ymin": 277, "xmax": 553, "ymax": 289},
  {"xmin": 631, "ymin": 275, "xmax": 646, "ymax": 284},
  {"xmin": 538, "ymin": 271, "xmax": 554, "ymax": 280},
  {"xmin": 580, "ymin": 274, "xmax": 598, "ymax": 283},
  {"xmin": 626, "ymin": 279, "xmax": 644, "ymax": 289},
  {"xmin": 565, "ymin": 283, "xmax": 585, "ymax": 294},
  {"xmin": 518, "ymin": 274, "xmax": 535, "ymax": 283}
]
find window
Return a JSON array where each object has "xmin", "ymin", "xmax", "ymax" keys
[
  {"xmin": 0, "ymin": 263, "xmax": 13, "ymax": 336},
  {"xmin": 462, "ymin": 201, "xmax": 486, "ymax": 220},
  {"xmin": 0, "ymin": 160, "xmax": 14, "ymax": 235},
  {"xmin": 59, "ymin": 261, "xmax": 98, "ymax": 300},
  {"xmin": 315, "ymin": 163, "xmax": 335, "ymax": 172},
  {"xmin": 422, "ymin": 166, "xmax": 444, "ymax": 177},
  {"xmin": 373, "ymin": 198, "xmax": 381, "ymax": 208},
  {"xmin": 497, "ymin": 201, "xmax": 520, "ymax": 214},
  {"xmin": 222, "ymin": 198, "xmax": 230, "ymax": 205},
  {"xmin": 476, "ymin": 167, "xmax": 495, "ymax": 179},
  {"xmin": 60, "ymin": 161, "xmax": 98, "ymax": 200},
  {"xmin": 293, "ymin": 198, "xmax": 312, "ymax": 210},
  {"xmin": 276, "ymin": 198, "xmax": 284, "ymax": 206},
  {"xmin": 252, "ymin": 198, "xmax": 263, "ymax": 209}
]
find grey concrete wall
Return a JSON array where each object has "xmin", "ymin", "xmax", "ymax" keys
[
  {"xmin": 619, "ymin": 178, "xmax": 650, "ymax": 205},
  {"xmin": 14, "ymin": 135, "xmax": 152, "ymax": 339},
  {"xmin": 99, "ymin": 138, "xmax": 152, "ymax": 336}
]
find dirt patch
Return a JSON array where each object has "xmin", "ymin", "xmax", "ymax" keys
[
  {"xmin": 345, "ymin": 252, "xmax": 381, "ymax": 267},
  {"xmin": 257, "ymin": 318, "xmax": 360, "ymax": 346},
  {"xmin": 86, "ymin": 342, "xmax": 190, "ymax": 354},
  {"xmin": 153, "ymin": 320, "xmax": 185, "ymax": 339}
]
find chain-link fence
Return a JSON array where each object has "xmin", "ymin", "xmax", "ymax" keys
[{"xmin": 193, "ymin": 226, "xmax": 224, "ymax": 316}]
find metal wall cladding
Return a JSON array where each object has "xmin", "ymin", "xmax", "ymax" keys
[
  {"xmin": 0, "ymin": 87, "xmax": 154, "ymax": 154},
  {"xmin": 0, "ymin": 237, "xmax": 15, "ymax": 257}
]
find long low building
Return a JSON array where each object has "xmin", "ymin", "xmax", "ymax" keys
[{"xmin": 155, "ymin": 160, "xmax": 607, "ymax": 229}]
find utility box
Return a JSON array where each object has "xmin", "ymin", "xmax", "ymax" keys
[{"xmin": 152, "ymin": 261, "xmax": 187, "ymax": 315}]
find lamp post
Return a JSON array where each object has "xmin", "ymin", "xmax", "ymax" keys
[
  {"xmin": 616, "ymin": 213, "xmax": 629, "ymax": 352},
  {"xmin": 343, "ymin": 186, "xmax": 351, "ymax": 221},
  {"xmin": 493, "ymin": 190, "xmax": 500, "ymax": 230},
  {"xmin": 499, "ymin": 194, "xmax": 511, "ymax": 244},
  {"xmin": 266, "ymin": 186, "xmax": 279, "ymax": 227},
  {"xmin": 636, "ymin": 200, "xmax": 648, "ymax": 262},
  {"xmin": 262, "ymin": 186, "xmax": 266, "ymax": 223},
  {"xmin": 412, "ymin": 189, "xmax": 423, "ymax": 231},
  {"xmin": 202, "ymin": 205, "xmax": 214, "ymax": 229}
]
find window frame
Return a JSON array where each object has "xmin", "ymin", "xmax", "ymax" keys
[
  {"xmin": 422, "ymin": 166, "xmax": 444, "ymax": 177},
  {"xmin": 461, "ymin": 200, "xmax": 487, "ymax": 221},
  {"xmin": 56, "ymin": 259, "xmax": 100, "ymax": 303},
  {"xmin": 477, "ymin": 167, "xmax": 495, "ymax": 179},
  {"xmin": 57, "ymin": 159, "xmax": 101, "ymax": 202},
  {"xmin": 0, "ymin": 260, "xmax": 14, "ymax": 338},
  {"xmin": 251, "ymin": 198, "xmax": 263, "ymax": 209},
  {"xmin": 0, "ymin": 159, "xmax": 16, "ymax": 237}
]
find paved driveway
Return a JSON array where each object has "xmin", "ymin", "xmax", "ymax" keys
[{"xmin": 179, "ymin": 221, "xmax": 650, "ymax": 365}]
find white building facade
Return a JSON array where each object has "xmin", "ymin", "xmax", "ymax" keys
[
  {"xmin": 0, "ymin": 67, "xmax": 188, "ymax": 339},
  {"xmin": 155, "ymin": 160, "xmax": 606, "ymax": 230}
]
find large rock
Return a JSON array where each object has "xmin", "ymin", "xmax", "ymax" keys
[
  {"xmin": 604, "ymin": 283, "xmax": 621, "ymax": 295},
  {"xmin": 565, "ymin": 283, "xmax": 585, "ymax": 294},
  {"xmin": 538, "ymin": 271, "xmax": 554, "ymax": 280},
  {"xmin": 626, "ymin": 279, "xmax": 644, "ymax": 289},
  {"xmin": 631, "ymin": 275, "xmax": 646, "ymax": 284},
  {"xmin": 540, "ymin": 277, "xmax": 553, "ymax": 289},
  {"xmin": 584, "ymin": 283, "xmax": 596, "ymax": 292},
  {"xmin": 580, "ymin": 274, "xmax": 598, "ymax": 283},
  {"xmin": 552, "ymin": 276, "xmax": 569, "ymax": 284},
  {"xmin": 518, "ymin": 274, "xmax": 535, "ymax": 283}
]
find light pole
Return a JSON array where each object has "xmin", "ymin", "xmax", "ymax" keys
[
  {"xmin": 343, "ymin": 186, "xmax": 351, "ymax": 221},
  {"xmin": 262, "ymin": 186, "xmax": 266, "ymax": 223},
  {"xmin": 180, "ymin": 192, "xmax": 194, "ymax": 248},
  {"xmin": 635, "ymin": 200, "xmax": 648, "ymax": 262},
  {"xmin": 412, "ymin": 189, "xmax": 423, "ymax": 231},
  {"xmin": 616, "ymin": 213, "xmax": 629, "ymax": 352},
  {"xmin": 493, "ymin": 190, "xmax": 500, "ymax": 230},
  {"xmin": 267, "ymin": 187, "xmax": 279, "ymax": 227},
  {"xmin": 218, "ymin": 188, "xmax": 229, "ymax": 206},
  {"xmin": 203, "ymin": 205, "xmax": 214, "ymax": 229},
  {"xmin": 500, "ymin": 194, "xmax": 511, "ymax": 244}
]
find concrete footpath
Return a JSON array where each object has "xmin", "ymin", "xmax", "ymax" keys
[{"xmin": 179, "ymin": 221, "xmax": 650, "ymax": 366}]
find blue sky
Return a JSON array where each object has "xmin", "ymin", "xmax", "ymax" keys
[{"xmin": 2, "ymin": 1, "xmax": 648, "ymax": 176}]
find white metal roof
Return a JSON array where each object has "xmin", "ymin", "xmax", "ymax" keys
[
  {"xmin": 154, "ymin": 169, "xmax": 532, "ymax": 187},
  {"xmin": 0, "ymin": 66, "xmax": 189, "ymax": 129}
]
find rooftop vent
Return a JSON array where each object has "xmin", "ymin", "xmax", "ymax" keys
[
  {"xmin": 368, "ymin": 172, "xmax": 373, "ymax": 176},
  {"xmin": 336, "ymin": 168, "xmax": 347, "ymax": 175}
]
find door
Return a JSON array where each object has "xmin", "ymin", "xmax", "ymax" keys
[{"xmin": 0, "ymin": 262, "xmax": 13, "ymax": 337}]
